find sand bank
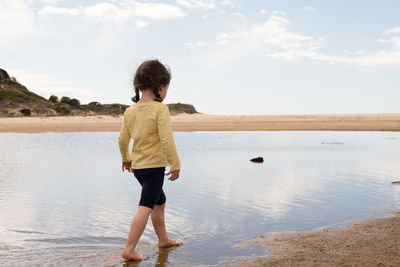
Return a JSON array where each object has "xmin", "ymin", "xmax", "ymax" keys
[
  {"xmin": 227, "ymin": 211, "xmax": 400, "ymax": 267},
  {"xmin": 1, "ymin": 113, "xmax": 400, "ymax": 133}
]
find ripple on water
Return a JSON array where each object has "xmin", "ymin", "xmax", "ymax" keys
[{"xmin": 1, "ymin": 131, "xmax": 400, "ymax": 266}]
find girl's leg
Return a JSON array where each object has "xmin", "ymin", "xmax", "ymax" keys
[
  {"xmin": 122, "ymin": 167, "xmax": 167, "ymax": 259},
  {"xmin": 121, "ymin": 205, "xmax": 153, "ymax": 260},
  {"xmin": 151, "ymin": 204, "xmax": 168, "ymax": 245},
  {"xmin": 151, "ymin": 204, "xmax": 182, "ymax": 248}
]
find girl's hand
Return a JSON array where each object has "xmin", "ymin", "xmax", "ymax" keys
[
  {"xmin": 166, "ymin": 170, "xmax": 180, "ymax": 181},
  {"xmin": 122, "ymin": 162, "xmax": 132, "ymax": 173}
]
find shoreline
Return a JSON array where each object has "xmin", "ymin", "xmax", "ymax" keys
[
  {"xmin": 1, "ymin": 113, "xmax": 400, "ymax": 133},
  {"xmin": 227, "ymin": 210, "xmax": 400, "ymax": 266}
]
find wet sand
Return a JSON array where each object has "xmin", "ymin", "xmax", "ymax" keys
[
  {"xmin": 0, "ymin": 240, "xmax": 190, "ymax": 267},
  {"xmin": 1, "ymin": 113, "xmax": 400, "ymax": 132},
  {"xmin": 228, "ymin": 211, "xmax": 400, "ymax": 267}
]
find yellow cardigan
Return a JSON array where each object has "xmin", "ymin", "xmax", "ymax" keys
[{"xmin": 118, "ymin": 101, "xmax": 181, "ymax": 171}]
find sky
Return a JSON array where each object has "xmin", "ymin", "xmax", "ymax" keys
[{"xmin": 1, "ymin": 0, "xmax": 400, "ymax": 115}]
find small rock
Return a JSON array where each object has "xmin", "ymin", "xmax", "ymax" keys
[
  {"xmin": 391, "ymin": 181, "xmax": 400, "ymax": 185},
  {"xmin": 250, "ymin": 157, "xmax": 264, "ymax": 163}
]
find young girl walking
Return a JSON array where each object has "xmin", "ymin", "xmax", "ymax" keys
[{"xmin": 118, "ymin": 59, "xmax": 181, "ymax": 261}]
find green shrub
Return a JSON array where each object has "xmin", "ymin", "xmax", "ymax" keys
[
  {"xmin": 89, "ymin": 101, "xmax": 101, "ymax": 106},
  {"xmin": 60, "ymin": 96, "xmax": 71, "ymax": 104},
  {"xmin": 167, "ymin": 103, "xmax": 197, "ymax": 114},
  {"xmin": 49, "ymin": 95, "xmax": 58, "ymax": 103},
  {"xmin": 0, "ymin": 68, "xmax": 10, "ymax": 80},
  {"xmin": 82, "ymin": 102, "xmax": 102, "ymax": 112},
  {"xmin": 54, "ymin": 105, "xmax": 71, "ymax": 115},
  {"xmin": 67, "ymin": 98, "xmax": 80, "ymax": 107},
  {"xmin": 121, "ymin": 105, "xmax": 128, "ymax": 113},
  {"xmin": 19, "ymin": 108, "xmax": 31, "ymax": 116},
  {"xmin": 81, "ymin": 104, "xmax": 95, "ymax": 111}
]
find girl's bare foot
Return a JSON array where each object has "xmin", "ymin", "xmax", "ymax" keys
[
  {"xmin": 158, "ymin": 238, "xmax": 183, "ymax": 248},
  {"xmin": 121, "ymin": 248, "xmax": 145, "ymax": 261}
]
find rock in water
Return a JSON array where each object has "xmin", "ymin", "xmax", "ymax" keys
[
  {"xmin": 391, "ymin": 181, "xmax": 400, "ymax": 185},
  {"xmin": 250, "ymin": 157, "xmax": 264, "ymax": 163}
]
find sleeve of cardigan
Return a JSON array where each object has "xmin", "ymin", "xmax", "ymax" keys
[
  {"xmin": 118, "ymin": 109, "xmax": 132, "ymax": 162},
  {"xmin": 157, "ymin": 105, "xmax": 181, "ymax": 170}
]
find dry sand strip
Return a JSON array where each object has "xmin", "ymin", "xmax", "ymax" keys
[
  {"xmin": 227, "ymin": 211, "xmax": 400, "ymax": 267},
  {"xmin": 0, "ymin": 113, "xmax": 400, "ymax": 133},
  {"xmin": 0, "ymin": 115, "xmax": 123, "ymax": 133},
  {"xmin": 172, "ymin": 113, "xmax": 400, "ymax": 131}
]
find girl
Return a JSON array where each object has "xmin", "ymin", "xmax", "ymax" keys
[{"xmin": 118, "ymin": 59, "xmax": 181, "ymax": 261}]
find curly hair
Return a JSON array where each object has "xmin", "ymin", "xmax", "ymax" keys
[{"xmin": 132, "ymin": 59, "xmax": 171, "ymax": 103}]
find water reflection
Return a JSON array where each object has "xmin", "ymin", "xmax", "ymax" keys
[
  {"xmin": 0, "ymin": 131, "xmax": 400, "ymax": 266},
  {"xmin": 121, "ymin": 246, "xmax": 183, "ymax": 267}
]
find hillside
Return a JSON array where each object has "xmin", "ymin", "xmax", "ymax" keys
[
  {"xmin": 0, "ymin": 68, "xmax": 197, "ymax": 117},
  {"xmin": 167, "ymin": 103, "xmax": 198, "ymax": 115},
  {"xmin": 0, "ymin": 69, "xmax": 58, "ymax": 117}
]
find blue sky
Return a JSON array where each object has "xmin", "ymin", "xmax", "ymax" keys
[{"xmin": 1, "ymin": 0, "xmax": 399, "ymax": 115}]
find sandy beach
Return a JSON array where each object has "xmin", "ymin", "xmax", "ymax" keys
[
  {"xmin": 228, "ymin": 211, "xmax": 400, "ymax": 267},
  {"xmin": 1, "ymin": 113, "xmax": 400, "ymax": 133}
]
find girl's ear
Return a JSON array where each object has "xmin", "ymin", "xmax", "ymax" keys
[{"xmin": 159, "ymin": 85, "xmax": 166, "ymax": 94}]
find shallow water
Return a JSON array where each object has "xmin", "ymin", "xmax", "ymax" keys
[{"xmin": 1, "ymin": 131, "xmax": 400, "ymax": 266}]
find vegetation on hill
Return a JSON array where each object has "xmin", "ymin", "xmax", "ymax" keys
[
  {"xmin": 167, "ymin": 103, "xmax": 198, "ymax": 114},
  {"xmin": 0, "ymin": 68, "xmax": 198, "ymax": 117},
  {"xmin": 81, "ymin": 102, "xmax": 129, "ymax": 114},
  {"xmin": 0, "ymin": 69, "xmax": 46, "ymax": 104},
  {"xmin": 0, "ymin": 69, "xmax": 55, "ymax": 117}
]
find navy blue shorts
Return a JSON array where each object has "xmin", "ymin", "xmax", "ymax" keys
[{"xmin": 133, "ymin": 167, "xmax": 166, "ymax": 209}]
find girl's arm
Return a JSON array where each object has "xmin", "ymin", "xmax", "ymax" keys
[
  {"xmin": 119, "ymin": 109, "xmax": 132, "ymax": 171},
  {"xmin": 157, "ymin": 105, "xmax": 181, "ymax": 172}
]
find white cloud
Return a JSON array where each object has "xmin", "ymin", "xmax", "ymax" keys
[
  {"xmin": 0, "ymin": 0, "xmax": 35, "ymax": 48},
  {"xmin": 233, "ymin": 12, "xmax": 245, "ymax": 18},
  {"xmin": 38, "ymin": 6, "xmax": 79, "ymax": 16},
  {"xmin": 266, "ymin": 36, "xmax": 400, "ymax": 67},
  {"xmin": 192, "ymin": 14, "xmax": 400, "ymax": 67},
  {"xmin": 351, "ymin": 37, "xmax": 400, "ymax": 67},
  {"xmin": 304, "ymin": 6, "xmax": 315, "ymax": 11},
  {"xmin": 186, "ymin": 41, "xmax": 210, "ymax": 47},
  {"xmin": 212, "ymin": 13, "xmax": 324, "ymax": 60},
  {"xmin": 267, "ymin": 50, "xmax": 349, "ymax": 64},
  {"xmin": 38, "ymin": 3, "xmax": 129, "ymax": 22},
  {"xmin": 175, "ymin": 0, "xmax": 217, "ymax": 10},
  {"xmin": 175, "ymin": 0, "xmax": 237, "ymax": 10},
  {"xmin": 197, "ymin": 12, "xmax": 323, "ymax": 67},
  {"xmin": 8, "ymin": 69, "xmax": 101, "ymax": 103},
  {"xmin": 271, "ymin": 10, "xmax": 287, "ymax": 16},
  {"xmin": 40, "ymin": 0, "xmax": 63, "ymax": 4},
  {"xmin": 175, "ymin": 0, "xmax": 195, "ymax": 8},
  {"xmin": 131, "ymin": 2, "xmax": 185, "ymax": 20},
  {"xmin": 383, "ymin": 26, "xmax": 400, "ymax": 35},
  {"xmin": 135, "ymin": 20, "xmax": 148, "ymax": 28},
  {"xmin": 38, "ymin": 1, "xmax": 185, "ymax": 24},
  {"xmin": 219, "ymin": 0, "xmax": 236, "ymax": 8},
  {"xmin": 82, "ymin": 2, "xmax": 131, "ymax": 23}
]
